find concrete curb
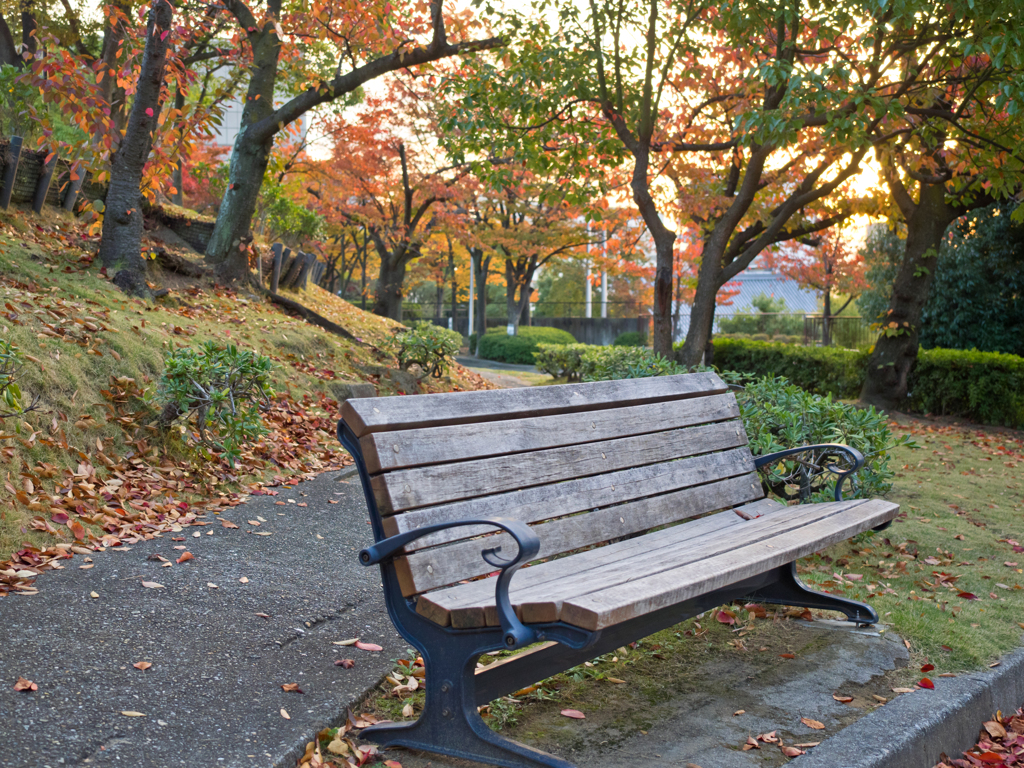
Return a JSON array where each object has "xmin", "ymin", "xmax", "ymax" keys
[{"xmin": 794, "ymin": 645, "xmax": 1024, "ymax": 768}]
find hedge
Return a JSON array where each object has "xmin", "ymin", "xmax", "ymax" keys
[
  {"xmin": 708, "ymin": 338, "xmax": 1024, "ymax": 428},
  {"xmin": 476, "ymin": 326, "xmax": 577, "ymax": 365}
]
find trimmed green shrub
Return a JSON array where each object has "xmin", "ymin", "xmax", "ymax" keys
[
  {"xmin": 738, "ymin": 375, "xmax": 913, "ymax": 502},
  {"xmin": 612, "ymin": 331, "xmax": 647, "ymax": 347},
  {"xmin": 386, "ymin": 322, "xmax": 461, "ymax": 377},
  {"xmin": 477, "ymin": 327, "xmax": 576, "ymax": 365},
  {"xmin": 910, "ymin": 348, "xmax": 1024, "ymax": 428},
  {"xmin": 717, "ymin": 294, "xmax": 805, "ymax": 338},
  {"xmin": 534, "ymin": 343, "xmax": 592, "ymax": 380},
  {"xmin": 158, "ymin": 342, "xmax": 274, "ymax": 465},
  {"xmin": 580, "ymin": 346, "xmax": 683, "ymax": 381},
  {"xmin": 709, "ymin": 338, "xmax": 868, "ymax": 398}
]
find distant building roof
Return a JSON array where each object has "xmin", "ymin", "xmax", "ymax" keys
[{"xmin": 717, "ymin": 269, "xmax": 819, "ymax": 315}]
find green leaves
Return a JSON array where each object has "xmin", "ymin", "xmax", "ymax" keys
[
  {"xmin": 385, "ymin": 322, "xmax": 462, "ymax": 378},
  {"xmin": 0, "ymin": 333, "xmax": 30, "ymax": 419}
]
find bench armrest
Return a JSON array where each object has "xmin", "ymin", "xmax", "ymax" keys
[
  {"xmin": 359, "ymin": 518, "xmax": 541, "ymax": 650},
  {"xmin": 753, "ymin": 443, "xmax": 865, "ymax": 502}
]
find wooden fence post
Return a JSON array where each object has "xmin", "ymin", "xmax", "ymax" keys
[
  {"xmin": 0, "ymin": 136, "xmax": 23, "ymax": 211},
  {"xmin": 62, "ymin": 163, "xmax": 86, "ymax": 211},
  {"xmin": 33, "ymin": 152, "xmax": 58, "ymax": 214},
  {"xmin": 269, "ymin": 243, "xmax": 284, "ymax": 293},
  {"xmin": 296, "ymin": 252, "xmax": 316, "ymax": 289},
  {"xmin": 280, "ymin": 249, "xmax": 304, "ymax": 289}
]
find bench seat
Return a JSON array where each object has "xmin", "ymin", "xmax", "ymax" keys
[{"xmin": 418, "ymin": 496, "xmax": 897, "ymax": 631}]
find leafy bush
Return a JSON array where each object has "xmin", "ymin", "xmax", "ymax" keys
[
  {"xmin": 612, "ymin": 331, "xmax": 647, "ymax": 347},
  {"xmin": 910, "ymin": 348, "xmax": 1024, "ymax": 428},
  {"xmin": 477, "ymin": 326, "xmax": 576, "ymax": 365},
  {"xmin": 158, "ymin": 343, "xmax": 274, "ymax": 465},
  {"xmin": 534, "ymin": 343, "xmax": 593, "ymax": 380},
  {"xmin": 738, "ymin": 375, "xmax": 913, "ymax": 502},
  {"xmin": 0, "ymin": 333, "xmax": 36, "ymax": 418},
  {"xmin": 579, "ymin": 346, "xmax": 683, "ymax": 381},
  {"xmin": 710, "ymin": 338, "xmax": 868, "ymax": 398},
  {"xmin": 717, "ymin": 294, "xmax": 805, "ymax": 338},
  {"xmin": 386, "ymin": 322, "xmax": 462, "ymax": 377}
]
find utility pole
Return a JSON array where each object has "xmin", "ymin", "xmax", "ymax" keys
[{"xmin": 601, "ymin": 271, "xmax": 608, "ymax": 318}]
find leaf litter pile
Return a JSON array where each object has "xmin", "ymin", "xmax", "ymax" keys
[{"xmin": 933, "ymin": 705, "xmax": 1024, "ymax": 767}]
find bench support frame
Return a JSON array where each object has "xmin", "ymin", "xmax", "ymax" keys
[{"xmin": 339, "ymin": 422, "xmax": 881, "ymax": 768}]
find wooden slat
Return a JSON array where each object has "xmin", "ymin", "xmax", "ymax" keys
[
  {"xmin": 396, "ymin": 471, "xmax": 763, "ymax": 597},
  {"xmin": 412, "ymin": 497, "xmax": 783, "ymax": 628},
  {"xmin": 342, "ymin": 372, "xmax": 727, "ymax": 437},
  {"xmin": 416, "ymin": 499, "xmax": 896, "ymax": 628},
  {"xmin": 373, "ymin": 419, "xmax": 747, "ymax": 514},
  {"xmin": 384, "ymin": 445, "xmax": 759, "ymax": 554},
  {"xmin": 559, "ymin": 499, "xmax": 898, "ymax": 630},
  {"xmin": 361, "ymin": 392, "xmax": 740, "ymax": 474}
]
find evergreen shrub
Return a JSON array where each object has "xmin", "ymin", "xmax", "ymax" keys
[
  {"xmin": 476, "ymin": 326, "xmax": 576, "ymax": 365},
  {"xmin": 612, "ymin": 331, "xmax": 647, "ymax": 347}
]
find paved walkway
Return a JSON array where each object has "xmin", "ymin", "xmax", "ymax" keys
[{"xmin": 0, "ymin": 469, "xmax": 404, "ymax": 768}]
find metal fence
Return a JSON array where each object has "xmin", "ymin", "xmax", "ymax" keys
[{"xmin": 803, "ymin": 316, "xmax": 876, "ymax": 349}]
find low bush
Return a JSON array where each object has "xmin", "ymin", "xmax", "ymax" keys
[
  {"xmin": 386, "ymin": 322, "xmax": 462, "ymax": 377},
  {"xmin": 0, "ymin": 333, "xmax": 27, "ymax": 417},
  {"xmin": 579, "ymin": 346, "xmax": 683, "ymax": 381},
  {"xmin": 534, "ymin": 343, "xmax": 592, "ymax": 380},
  {"xmin": 477, "ymin": 326, "xmax": 577, "ymax": 365},
  {"xmin": 157, "ymin": 342, "xmax": 274, "ymax": 465},
  {"xmin": 738, "ymin": 375, "xmax": 913, "ymax": 502},
  {"xmin": 612, "ymin": 331, "xmax": 647, "ymax": 347},
  {"xmin": 910, "ymin": 348, "xmax": 1024, "ymax": 428},
  {"xmin": 709, "ymin": 338, "xmax": 868, "ymax": 398},
  {"xmin": 711, "ymin": 337, "xmax": 1024, "ymax": 427}
]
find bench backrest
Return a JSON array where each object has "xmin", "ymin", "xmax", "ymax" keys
[{"xmin": 342, "ymin": 372, "xmax": 764, "ymax": 597}]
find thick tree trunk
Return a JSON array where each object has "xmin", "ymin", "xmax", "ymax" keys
[
  {"xmin": 861, "ymin": 182, "xmax": 958, "ymax": 410},
  {"xmin": 471, "ymin": 248, "xmax": 490, "ymax": 340},
  {"xmin": 0, "ymin": 12, "xmax": 17, "ymax": 68},
  {"xmin": 677, "ymin": 233, "xmax": 726, "ymax": 366},
  {"xmin": 372, "ymin": 253, "xmax": 408, "ymax": 321},
  {"xmin": 97, "ymin": 0, "xmax": 173, "ymax": 297},
  {"xmin": 204, "ymin": 13, "xmax": 281, "ymax": 279},
  {"xmin": 505, "ymin": 257, "xmax": 537, "ymax": 335}
]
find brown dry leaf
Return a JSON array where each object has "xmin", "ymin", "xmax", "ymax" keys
[
  {"xmin": 132, "ymin": 662, "xmax": 152, "ymax": 671},
  {"xmin": 89, "ymin": 591, "xmax": 99, "ymax": 598},
  {"xmin": 175, "ymin": 552, "xmax": 194, "ymax": 564},
  {"xmin": 354, "ymin": 641, "xmax": 383, "ymax": 652},
  {"xmin": 255, "ymin": 612, "xmax": 270, "ymax": 619},
  {"xmin": 892, "ymin": 687, "xmax": 915, "ymax": 694},
  {"xmin": 282, "ymin": 683, "xmax": 304, "ymax": 693},
  {"xmin": 335, "ymin": 659, "xmax": 355, "ymax": 668},
  {"xmin": 795, "ymin": 742, "xmax": 821, "ymax": 748},
  {"xmin": 734, "ymin": 709, "xmax": 745, "ymax": 716},
  {"xmin": 13, "ymin": 677, "xmax": 38, "ymax": 692},
  {"xmin": 239, "ymin": 577, "xmax": 249, "ymax": 583},
  {"xmin": 872, "ymin": 695, "xmax": 888, "ymax": 703},
  {"xmin": 833, "ymin": 694, "xmax": 854, "ymax": 703},
  {"xmin": 334, "ymin": 638, "xmax": 358, "ymax": 646},
  {"xmin": 758, "ymin": 731, "xmax": 779, "ymax": 744},
  {"xmin": 280, "ymin": 708, "xmax": 290, "ymax": 719},
  {"xmin": 326, "ymin": 737, "xmax": 349, "ymax": 756},
  {"xmin": 247, "ymin": 520, "xmax": 260, "ymax": 526},
  {"xmin": 121, "ymin": 711, "xmax": 145, "ymax": 717},
  {"xmin": 983, "ymin": 721, "xmax": 1007, "ymax": 739},
  {"xmin": 560, "ymin": 709, "xmax": 585, "ymax": 719},
  {"xmin": 781, "ymin": 746, "xmax": 806, "ymax": 757},
  {"xmin": 402, "ymin": 703, "xmax": 414, "ymax": 718},
  {"xmin": 220, "ymin": 520, "xmax": 239, "ymax": 529},
  {"xmin": 801, "ymin": 718, "xmax": 825, "ymax": 730},
  {"xmin": 141, "ymin": 581, "xmax": 164, "ymax": 589},
  {"xmin": 607, "ymin": 677, "xmax": 626, "ymax": 684},
  {"xmin": 743, "ymin": 736, "xmax": 760, "ymax": 751}
]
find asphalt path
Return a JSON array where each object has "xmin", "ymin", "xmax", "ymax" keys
[{"xmin": 0, "ymin": 468, "xmax": 405, "ymax": 768}]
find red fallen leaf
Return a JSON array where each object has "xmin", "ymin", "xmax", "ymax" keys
[
  {"xmin": 744, "ymin": 603, "xmax": 767, "ymax": 618},
  {"xmin": 779, "ymin": 653, "xmax": 796, "ymax": 659},
  {"xmin": 51, "ymin": 512, "xmax": 69, "ymax": 525},
  {"xmin": 335, "ymin": 659, "xmax": 355, "ymax": 668},
  {"xmin": 972, "ymin": 752, "xmax": 1007, "ymax": 764},
  {"xmin": 919, "ymin": 678, "xmax": 935, "ymax": 689},
  {"xmin": 354, "ymin": 641, "xmax": 383, "ymax": 652},
  {"xmin": 132, "ymin": 661, "xmax": 152, "ymax": 671},
  {"xmin": 69, "ymin": 519, "xmax": 86, "ymax": 541},
  {"xmin": 942, "ymin": 645, "xmax": 953, "ymax": 652},
  {"xmin": 281, "ymin": 683, "xmax": 303, "ymax": 693},
  {"xmin": 921, "ymin": 664, "xmax": 935, "ymax": 672},
  {"xmin": 781, "ymin": 746, "xmax": 806, "ymax": 757},
  {"xmin": 716, "ymin": 609, "xmax": 736, "ymax": 625},
  {"xmin": 175, "ymin": 552, "xmax": 194, "ymax": 564},
  {"xmin": 383, "ymin": 761, "xmax": 403, "ymax": 768},
  {"xmin": 13, "ymin": 677, "xmax": 38, "ymax": 692},
  {"xmin": 958, "ymin": 592, "xmax": 979, "ymax": 600},
  {"xmin": 220, "ymin": 520, "xmax": 239, "ymax": 529},
  {"xmin": 560, "ymin": 709, "xmax": 585, "ymax": 719},
  {"xmin": 833, "ymin": 694, "xmax": 854, "ymax": 703}
]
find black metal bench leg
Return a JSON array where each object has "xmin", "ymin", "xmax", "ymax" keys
[
  {"xmin": 743, "ymin": 561, "xmax": 879, "ymax": 627},
  {"xmin": 360, "ymin": 636, "xmax": 576, "ymax": 768}
]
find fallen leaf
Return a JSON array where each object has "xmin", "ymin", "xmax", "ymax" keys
[
  {"xmin": 795, "ymin": 742, "xmax": 821, "ymax": 748},
  {"xmin": 335, "ymin": 659, "xmax": 355, "ymax": 668},
  {"xmin": 983, "ymin": 721, "xmax": 1007, "ymax": 739},
  {"xmin": 255, "ymin": 612, "xmax": 270, "ymax": 619},
  {"xmin": 801, "ymin": 717, "xmax": 825, "ymax": 730},
  {"xmin": 918, "ymin": 678, "xmax": 935, "ymax": 689},
  {"xmin": 239, "ymin": 577, "xmax": 249, "ymax": 583},
  {"xmin": 743, "ymin": 736, "xmax": 760, "ymax": 750},
  {"xmin": 220, "ymin": 519, "xmax": 239, "ymax": 529},
  {"xmin": 402, "ymin": 702, "xmax": 414, "ymax": 718},
  {"xmin": 207, "ymin": 583, "xmax": 218, "ymax": 589},
  {"xmin": 779, "ymin": 653, "xmax": 796, "ymax": 659},
  {"xmin": 892, "ymin": 687, "xmax": 915, "ymax": 693},
  {"xmin": 13, "ymin": 677, "xmax": 37, "ymax": 692},
  {"xmin": 560, "ymin": 709, "xmax": 585, "ymax": 719},
  {"xmin": 280, "ymin": 708, "xmax": 290, "ymax": 719},
  {"xmin": 335, "ymin": 638, "xmax": 358, "ymax": 646},
  {"xmin": 326, "ymin": 737, "xmax": 349, "ymax": 755},
  {"xmin": 384, "ymin": 760, "xmax": 403, "ymax": 767},
  {"xmin": 90, "ymin": 591, "xmax": 99, "ymax": 598},
  {"xmin": 973, "ymin": 752, "xmax": 1007, "ymax": 764},
  {"xmin": 607, "ymin": 677, "xmax": 626, "ymax": 684},
  {"xmin": 734, "ymin": 709, "xmax": 745, "ymax": 716},
  {"xmin": 121, "ymin": 711, "xmax": 145, "ymax": 717},
  {"xmin": 141, "ymin": 581, "xmax": 164, "ymax": 589},
  {"xmin": 132, "ymin": 662, "xmax": 152, "ymax": 671},
  {"xmin": 781, "ymin": 746, "xmax": 806, "ymax": 757},
  {"xmin": 832, "ymin": 695, "xmax": 854, "ymax": 703},
  {"xmin": 872, "ymin": 695, "xmax": 887, "ymax": 703},
  {"xmin": 175, "ymin": 552, "xmax": 194, "ymax": 564},
  {"xmin": 282, "ymin": 683, "xmax": 303, "ymax": 693},
  {"xmin": 957, "ymin": 591, "xmax": 979, "ymax": 600},
  {"xmin": 247, "ymin": 520, "xmax": 260, "ymax": 526},
  {"xmin": 920, "ymin": 664, "xmax": 935, "ymax": 673},
  {"xmin": 354, "ymin": 641, "xmax": 383, "ymax": 652},
  {"xmin": 716, "ymin": 609, "xmax": 736, "ymax": 625}
]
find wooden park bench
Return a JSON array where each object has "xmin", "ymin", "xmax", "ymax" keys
[{"xmin": 337, "ymin": 372, "xmax": 899, "ymax": 768}]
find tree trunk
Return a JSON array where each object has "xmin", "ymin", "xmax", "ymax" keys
[
  {"xmin": 97, "ymin": 0, "xmax": 173, "ymax": 297},
  {"xmin": 860, "ymin": 182, "xmax": 958, "ymax": 410},
  {"xmin": 100, "ymin": 0, "xmax": 131, "ymax": 133},
  {"xmin": 204, "ymin": 16, "xmax": 281, "ymax": 279},
  {"xmin": 372, "ymin": 253, "xmax": 407, "ymax": 321},
  {"xmin": 677, "ymin": 234, "xmax": 725, "ymax": 366},
  {"xmin": 0, "ymin": 12, "xmax": 18, "ymax": 68},
  {"xmin": 471, "ymin": 248, "xmax": 490, "ymax": 340},
  {"xmin": 170, "ymin": 87, "xmax": 185, "ymax": 206},
  {"xmin": 822, "ymin": 289, "xmax": 832, "ymax": 346}
]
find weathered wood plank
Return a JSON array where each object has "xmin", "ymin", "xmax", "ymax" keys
[
  {"xmin": 374, "ymin": 418, "xmax": 747, "ymax": 514},
  {"xmin": 396, "ymin": 471, "xmax": 763, "ymax": 597},
  {"xmin": 412, "ymin": 497, "xmax": 784, "ymax": 628},
  {"xmin": 362, "ymin": 392, "xmax": 740, "ymax": 475},
  {"xmin": 559, "ymin": 499, "xmax": 898, "ymax": 630},
  {"xmin": 269, "ymin": 243, "xmax": 284, "ymax": 293},
  {"xmin": 343, "ymin": 372, "xmax": 727, "ymax": 438},
  {"xmin": 384, "ymin": 444, "xmax": 759, "ymax": 554}
]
